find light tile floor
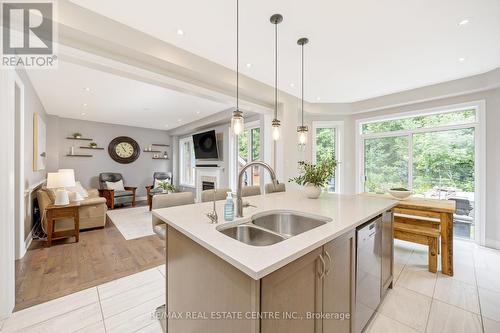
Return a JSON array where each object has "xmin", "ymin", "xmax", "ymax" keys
[
  {"xmin": 2, "ymin": 239, "xmax": 499, "ymax": 333},
  {"xmin": 1, "ymin": 266, "xmax": 165, "ymax": 333},
  {"xmin": 366, "ymin": 239, "xmax": 500, "ymax": 333}
]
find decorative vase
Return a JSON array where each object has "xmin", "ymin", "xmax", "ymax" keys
[{"xmin": 304, "ymin": 184, "xmax": 321, "ymax": 199}]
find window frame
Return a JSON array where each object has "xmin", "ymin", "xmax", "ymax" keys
[
  {"xmin": 179, "ymin": 136, "xmax": 195, "ymax": 187},
  {"xmin": 312, "ymin": 121, "xmax": 344, "ymax": 193},
  {"xmin": 238, "ymin": 120, "xmax": 262, "ymax": 186},
  {"xmin": 355, "ymin": 100, "xmax": 486, "ymax": 245}
]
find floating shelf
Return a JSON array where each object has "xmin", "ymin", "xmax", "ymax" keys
[
  {"xmin": 80, "ymin": 146, "xmax": 104, "ymax": 150},
  {"xmin": 144, "ymin": 150, "xmax": 162, "ymax": 153},
  {"xmin": 66, "ymin": 154, "xmax": 93, "ymax": 157},
  {"xmin": 152, "ymin": 144, "xmax": 170, "ymax": 147},
  {"xmin": 66, "ymin": 137, "xmax": 93, "ymax": 141},
  {"xmin": 152, "ymin": 157, "xmax": 169, "ymax": 160}
]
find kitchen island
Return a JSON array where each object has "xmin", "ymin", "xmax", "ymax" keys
[{"xmin": 152, "ymin": 190, "xmax": 398, "ymax": 333}]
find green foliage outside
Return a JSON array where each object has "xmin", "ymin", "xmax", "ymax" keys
[
  {"xmin": 363, "ymin": 110, "xmax": 476, "ymax": 194},
  {"xmin": 315, "ymin": 128, "xmax": 336, "ymax": 191},
  {"xmin": 238, "ymin": 128, "xmax": 260, "ymax": 162}
]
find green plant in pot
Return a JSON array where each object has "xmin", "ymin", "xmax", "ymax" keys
[
  {"xmin": 289, "ymin": 156, "xmax": 337, "ymax": 199},
  {"xmin": 156, "ymin": 182, "xmax": 176, "ymax": 194}
]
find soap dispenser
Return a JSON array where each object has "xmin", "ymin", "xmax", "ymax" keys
[{"xmin": 224, "ymin": 192, "xmax": 234, "ymax": 221}]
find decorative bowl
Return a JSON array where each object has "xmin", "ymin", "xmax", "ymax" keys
[{"xmin": 388, "ymin": 188, "xmax": 412, "ymax": 200}]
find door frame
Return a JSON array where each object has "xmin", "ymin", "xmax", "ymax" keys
[
  {"xmin": 355, "ymin": 100, "xmax": 486, "ymax": 245},
  {"xmin": 14, "ymin": 73, "xmax": 26, "ymax": 259},
  {"xmin": 0, "ymin": 68, "xmax": 17, "ymax": 319},
  {"xmin": 311, "ymin": 121, "xmax": 344, "ymax": 193}
]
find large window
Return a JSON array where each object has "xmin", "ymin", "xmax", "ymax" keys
[
  {"xmin": 359, "ymin": 107, "xmax": 479, "ymax": 240},
  {"xmin": 312, "ymin": 121, "xmax": 343, "ymax": 193},
  {"xmin": 238, "ymin": 125, "xmax": 261, "ymax": 186},
  {"xmin": 179, "ymin": 137, "xmax": 195, "ymax": 187}
]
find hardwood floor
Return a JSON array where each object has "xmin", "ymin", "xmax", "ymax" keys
[{"xmin": 14, "ymin": 214, "xmax": 165, "ymax": 312}]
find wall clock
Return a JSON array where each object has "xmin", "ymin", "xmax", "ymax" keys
[{"xmin": 108, "ymin": 136, "xmax": 140, "ymax": 164}]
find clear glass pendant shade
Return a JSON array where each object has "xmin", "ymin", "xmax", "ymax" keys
[{"xmin": 231, "ymin": 111, "xmax": 244, "ymax": 135}]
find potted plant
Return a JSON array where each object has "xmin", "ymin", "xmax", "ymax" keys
[
  {"xmin": 289, "ymin": 156, "xmax": 337, "ymax": 199},
  {"xmin": 157, "ymin": 182, "xmax": 176, "ymax": 194}
]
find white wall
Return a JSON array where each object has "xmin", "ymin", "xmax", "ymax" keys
[
  {"xmin": 46, "ymin": 116, "xmax": 172, "ymax": 197},
  {"xmin": 16, "ymin": 69, "xmax": 48, "ymax": 188}
]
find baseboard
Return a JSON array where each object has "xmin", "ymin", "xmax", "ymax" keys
[
  {"xmin": 25, "ymin": 229, "xmax": 33, "ymax": 251},
  {"xmin": 16, "ymin": 229, "xmax": 34, "ymax": 259},
  {"xmin": 485, "ymin": 238, "xmax": 500, "ymax": 250}
]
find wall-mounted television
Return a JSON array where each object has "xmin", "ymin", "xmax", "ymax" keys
[{"xmin": 193, "ymin": 130, "xmax": 219, "ymax": 159}]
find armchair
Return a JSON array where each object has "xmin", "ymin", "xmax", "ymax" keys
[
  {"xmin": 98, "ymin": 173, "xmax": 137, "ymax": 209},
  {"xmin": 146, "ymin": 172, "xmax": 173, "ymax": 208}
]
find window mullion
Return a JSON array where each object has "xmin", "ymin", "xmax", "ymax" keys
[{"xmin": 408, "ymin": 133, "xmax": 414, "ymax": 191}]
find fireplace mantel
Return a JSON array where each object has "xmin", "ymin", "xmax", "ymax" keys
[{"xmin": 194, "ymin": 167, "xmax": 224, "ymax": 202}]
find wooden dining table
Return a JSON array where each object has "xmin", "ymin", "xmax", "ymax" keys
[{"xmin": 363, "ymin": 193, "xmax": 456, "ymax": 276}]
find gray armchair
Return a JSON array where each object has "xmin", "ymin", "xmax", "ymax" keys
[
  {"xmin": 146, "ymin": 172, "xmax": 173, "ymax": 208},
  {"xmin": 98, "ymin": 173, "xmax": 137, "ymax": 209}
]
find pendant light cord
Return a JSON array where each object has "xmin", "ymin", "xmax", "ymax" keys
[
  {"xmin": 236, "ymin": 0, "xmax": 239, "ymax": 111},
  {"xmin": 274, "ymin": 21, "xmax": 278, "ymax": 120},
  {"xmin": 301, "ymin": 43, "xmax": 304, "ymax": 126}
]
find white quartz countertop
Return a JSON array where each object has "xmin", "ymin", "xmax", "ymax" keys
[{"xmin": 152, "ymin": 190, "xmax": 398, "ymax": 280}]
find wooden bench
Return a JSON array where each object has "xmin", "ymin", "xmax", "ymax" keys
[{"xmin": 394, "ymin": 221, "xmax": 440, "ymax": 273}]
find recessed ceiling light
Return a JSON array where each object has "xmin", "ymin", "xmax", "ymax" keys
[
  {"xmin": 289, "ymin": 83, "xmax": 295, "ymax": 88},
  {"xmin": 458, "ymin": 19, "xmax": 469, "ymax": 26},
  {"xmin": 176, "ymin": 29, "xmax": 184, "ymax": 36},
  {"xmin": 84, "ymin": 87, "xmax": 91, "ymax": 92},
  {"xmin": 177, "ymin": 118, "xmax": 182, "ymax": 122},
  {"xmin": 81, "ymin": 112, "xmax": 86, "ymax": 116},
  {"xmin": 459, "ymin": 57, "xmax": 466, "ymax": 62},
  {"xmin": 164, "ymin": 124, "xmax": 169, "ymax": 128},
  {"xmin": 246, "ymin": 63, "xmax": 252, "ymax": 68},
  {"xmin": 82, "ymin": 103, "xmax": 88, "ymax": 107},
  {"xmin": 316, "ymin": 97, "xmax": 321, "ymax": 101},
  {"xmin": 196, "ymin": 111, "xmax": 200, "ymax": 114}
]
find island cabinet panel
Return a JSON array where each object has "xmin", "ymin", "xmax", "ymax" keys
[
  {"xmin": 166, "ymin": 226, "xmax": 260, "ymax": 333},
  {"xmin": 381, "ymin": 210, "xmax": 394, "ymax": 295},
  {"xmin": 322, "ymin": 230, "xmax": 356, "ymax": 333},
  {"xmin": 261, "ymin": 247, "xmax": 323, "ymax": 333},
  {"xmin": 261, "ymin": 230, "xmax": 355, "ymax": 333}
]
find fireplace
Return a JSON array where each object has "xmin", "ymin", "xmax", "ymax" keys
[
  {"xmin": 202, "ymin": 181, "xmax": 215, "ymax": 191},
  {"xmin": 195, "ymin": 167, "xmax": 223, "ymax": 202}
]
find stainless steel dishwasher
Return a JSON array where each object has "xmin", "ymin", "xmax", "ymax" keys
[{"xmin": 355, "ymin": 216, "xmax": 382, "ymax": 333}]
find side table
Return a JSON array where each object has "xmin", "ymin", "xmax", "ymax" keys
[{"xmin": 45, "ymin": 203, "xmax": 80, "ymax": 247}]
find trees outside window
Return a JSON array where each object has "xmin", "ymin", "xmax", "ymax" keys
[
  {"xmin": 360, "ymin": 108, "xmax": 478, "ymax": 240},
  {"xmin": 238, "ymin": 125, "xmax": 261, "ymax": 186}
]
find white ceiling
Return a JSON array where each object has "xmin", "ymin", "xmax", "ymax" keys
[
  {"xmin": 26, "ymin": 61, "xmax": 231, "ymax": 130},
  {"xmin": 69, "ymin": 0, "xmax": 500, "ymax": 103}
]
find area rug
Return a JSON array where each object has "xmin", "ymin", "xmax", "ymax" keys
[{"xmin": 107, "ymin": 206, "xmax": 154, "ymax": 240}]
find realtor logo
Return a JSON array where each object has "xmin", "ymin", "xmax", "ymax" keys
[{"xmin": 1, "ymin": 1, "xmax": 57, "ymax": 68}]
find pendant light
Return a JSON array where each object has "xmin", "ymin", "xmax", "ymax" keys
[
  {"xmin": 231, "ymin": 0, "xmax": 244, "ymax": 135},
  {"xmin": 270, "ymin": 14, "xmax": 283, "ymax": 141},
  {"xmin": 297, "ymin": 37, "xmax": 309, "ymax": 149}
]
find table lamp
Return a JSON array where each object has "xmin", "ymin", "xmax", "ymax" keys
[
  {"xmin": 57, "ymin": 169, "xmax": 83, "ymax": 202},
  {"xmin": 46, "ymin": 171, "xmax": 76, "ymax": 205}
]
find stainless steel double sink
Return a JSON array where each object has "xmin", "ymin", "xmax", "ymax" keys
[{"xmin": 217, "ymin": 211, "xmax": 331, "ymax": 246}]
